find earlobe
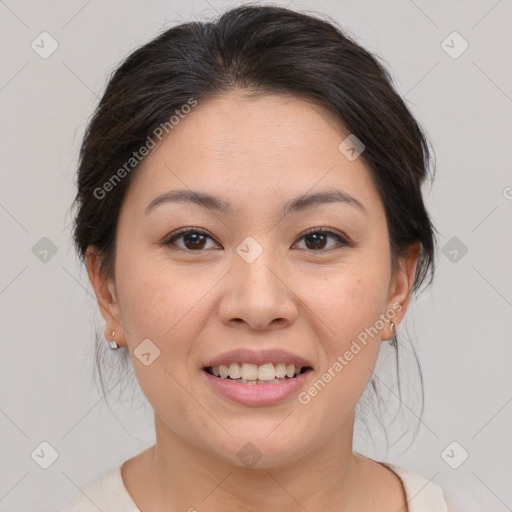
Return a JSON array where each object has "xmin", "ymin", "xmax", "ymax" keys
[
  {"xmin": 384, "ymin": 242, "xmax": 421, "ymax": 339},
  {"xmin": 85, "ymin": 246, "xmax": 126, "ymax": 347}
]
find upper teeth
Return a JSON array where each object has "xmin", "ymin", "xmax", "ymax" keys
[{"xmin": 211, "ymin": 363, "xmax": 303, "ymax": 380}]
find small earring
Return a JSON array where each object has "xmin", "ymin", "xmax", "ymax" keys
[
  {"xmin": 389, "ymin": 322, "xmax": 397, "ymax": 349},
  {"xmin": 108, "ymin": 331, "xmax": 119, "ymax": 350}
]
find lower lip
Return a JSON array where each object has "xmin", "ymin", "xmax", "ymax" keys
[{"xmin": 201, "ymin": 369, "xmax": 313, "ymax": 406}]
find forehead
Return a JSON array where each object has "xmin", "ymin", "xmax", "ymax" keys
[
  {"xmin": 122, "ymin": 91, "xmax": 384, "ymax": 219},
  {"xmin": 167, "ymin": 91, "xmax": 347, "ymax": 157}
]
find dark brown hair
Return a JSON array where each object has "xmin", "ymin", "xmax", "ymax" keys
[{"xmin": 72, "ymin": 4, "xmax": 437, "ymax": 446}]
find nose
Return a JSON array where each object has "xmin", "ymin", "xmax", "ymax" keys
[{"xmin": 218, "ymin": 249, "xmax": 298, "ymax": 331}]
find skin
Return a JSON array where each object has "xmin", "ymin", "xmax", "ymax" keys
[{"xmin": 86, "ymin": 91, "xmax": 419, "ymax": 512}]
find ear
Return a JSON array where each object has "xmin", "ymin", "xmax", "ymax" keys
[
  {"xmin": 85, "ymin": 246, "xmax": 126, "ymax": 347},
  {"xmin": 382, "ymin": 242, "xmax": 420, "ymax": 341}
]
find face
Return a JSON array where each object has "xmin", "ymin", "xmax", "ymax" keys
[{"xmin": 88, "ymin": 92, "xmax": 417, "ymax": 468}]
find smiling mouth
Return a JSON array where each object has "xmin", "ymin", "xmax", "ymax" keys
[{"xmin": 203, "ymin": 364, "xmax": 312, "ymax": 385}]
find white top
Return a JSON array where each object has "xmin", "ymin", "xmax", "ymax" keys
[{"xmin": 62, "ymin": 461, "xmax": 449, "ymax": 511}]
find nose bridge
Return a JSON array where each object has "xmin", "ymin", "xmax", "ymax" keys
[
  {"xmin": 238, "ymin": 247, "xmax": 278, "ymax": 290},
  {"xmin": 220, "ymin": 238, "xmax": 297, "ymax": 329},
  {"xmin": 234, "ymin": 238, "xmax": 283, "ymax": 298}
]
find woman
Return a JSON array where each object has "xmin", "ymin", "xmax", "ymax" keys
[{"xmin": 64, "ymin": 4, "xmax": 448, "ymax": 511}]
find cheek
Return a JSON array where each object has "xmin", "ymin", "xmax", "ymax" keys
[
  {"xmin": 302, "ymin": 260, "xmax": 389, "ymax": 391},
  {"xmin": 296, "ymin": 275, "xmax": 386, "ymax": 421},
  {"xmin": 304, "ymin": 259, "xmax": 390, "ymax": 341},
  {"xmin": 114, "ymin": 252, "xmax": 222, "ymax": 400},
  {"xmin": 115, "ymin": 255, "xmax": 208, "ymax": 422},
  {"xmin": 116, "ymin": 251, "xmax": 208, "ymax": 340}
]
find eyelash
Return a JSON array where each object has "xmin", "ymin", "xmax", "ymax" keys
[{"xmin": 162, "ymin": 227, "xmax": 351, "ymax": 253}]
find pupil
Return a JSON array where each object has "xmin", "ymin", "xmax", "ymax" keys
[
  {"xmin": 306, "ymin": 233, "xmax": 326, "ymax": 250},
  {"xmin": 185, "ymin": 233, "xmax": 205, "ymax": 250}
]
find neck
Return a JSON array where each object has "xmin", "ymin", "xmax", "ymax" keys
[{"xmin": 145, "ymin": 412, "xmax": 364, "ymax": 512}]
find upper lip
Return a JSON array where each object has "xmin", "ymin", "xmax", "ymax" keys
[{"xmin": 203, "ymin": 348, "xmax": 313, "ymax": 369}]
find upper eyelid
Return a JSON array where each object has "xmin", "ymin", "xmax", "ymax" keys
[{"xmin": 165, "ymin": 227, "xmax": 349, "ymax": 247}]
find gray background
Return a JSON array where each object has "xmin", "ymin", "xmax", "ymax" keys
[{"xmin": 1, "ymin": 0, "xmax": 511, "ymax": 511}]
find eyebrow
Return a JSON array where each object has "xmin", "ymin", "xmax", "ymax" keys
[{"xmin": 144, "ymin": 188, "xmax": 367, "ymax": 216}]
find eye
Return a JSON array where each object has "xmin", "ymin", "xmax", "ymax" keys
[
  {"xmin": 162, "ymin": 227, "xmax": 350, "ymax": 252},
  {"xmin": 293, "ymin": 227, "xmax": 350, "ymax": 251},
  {"xmin": 163, "ymin": 228, "xmax": 220, "ymax": 251}
]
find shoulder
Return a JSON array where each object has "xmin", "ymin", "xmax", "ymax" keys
[
  {"xmin": 62, "ymin": 466, "xmax": 140, "ymax": 512},
  {"xmin": 380, "ymin": 462, "xmax": 450, "ymax": 512}
]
